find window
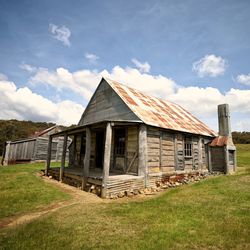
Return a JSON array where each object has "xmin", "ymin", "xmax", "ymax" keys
[
  {"xmin": 114, "ymin": 128, "xmax": 126, "ymax": 156},
  {"xmin": 184, "ymin": 137, "xmax": 192, "ymax": 157}
]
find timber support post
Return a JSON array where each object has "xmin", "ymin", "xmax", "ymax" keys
[
  {"xmin": 225, "ymin": 146, "xmax": 229, "ymax": 174},
  {"xmin": 45, "ymin": 135, "xmax": 52, "ymax": 176},
  {"xmin": 101, "ymin": 122, "xmax": 112, "ymax": 198},
  {"xmin": 198, "ymin": 136, "xmax": 203, "ymax": 170},
  {"xmin": 208, "ymin": 145, "xmax": 212, "ymax": 172},
  {"xmin": 138, "ymin": 124, "xmax": 148, "ymax": 187},
  {"xmin": 2, "ymin": 141, "xmax": 10, "ymax": 166},
  {"xmin": 82, "ymin": 127, "xmax": 91, "ymax": 190},
  {"xmin": 60, "ymin": 134, "xmax": 68, "ymax": 181}
]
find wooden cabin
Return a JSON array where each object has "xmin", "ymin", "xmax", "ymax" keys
[
  {"xmin": 46, "ymin": 78, "xmax": 236, "ymax": 198},
  {"xmin": 2, "ymin": 126, "xmax": 71, "ymax": 165}
]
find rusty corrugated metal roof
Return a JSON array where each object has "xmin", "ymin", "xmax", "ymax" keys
[
  {"xmin": 104, "ymin": 78, "xmax": 216, "ymax": 137},
  {"xmin": 210, "ymin": 136, "xmax": 228, "ymax": 146}
]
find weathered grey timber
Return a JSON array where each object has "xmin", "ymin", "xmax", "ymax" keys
[
  {"xmin": 210, "ymin": 104, "xmax": 236, "ymax": 173},
  {"xmin": 45, "ymin": 78, "xmax": 236, "ymax": 198},
  {"xmin": 45, "ymin": 136, "xmax": 52, "ymax": 176},
  {"xmin": 101, "ymin": 122, "xmax": 112, "ymax": 198},
  {"xmin": 138, "ymin": 124, "xmax": 148, "ymax": 185},
  {"xmin": 78, "ymin": 80, "xmax": 140, "ymax": 126},
  {"xmin": 60, "ymin": 134, "xmax": 68, "ymax": 181},
  {"xmin": 2, "ymin": 126, "xmax": 71, "ymax": 166},
  {"xmin": 218, "ymin": 104, "xmax": 231, "ymax": 136},
  {"xmin": 82, "ymin": 127, "xmax": 91, "ymax": 188}
]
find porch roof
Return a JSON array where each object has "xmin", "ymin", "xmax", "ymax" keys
[{"xmin": 50, "ymin": 120, "xmax": 143, "ymax": 137}]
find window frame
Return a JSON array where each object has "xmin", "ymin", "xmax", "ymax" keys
[
  {"xmin": 184, "ymin": 137, "xmax": 193, "ymax": 158},
  {"xmin": 114, "ymin": 128, "xmax": 126, "ymax": 156}
]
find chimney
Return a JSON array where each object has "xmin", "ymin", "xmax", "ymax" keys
[{"xmin": 218, "ymin": 104, "xmax": 231, "ymax": 136}]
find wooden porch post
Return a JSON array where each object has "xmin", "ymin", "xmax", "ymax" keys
[
  {"xmin": 82, "ymin": 127, "xmax": 91, "ymax": 189},
  {"xmin": 138, "ymin": 124, "xmax": 148, "ymax": 187},
  {"xmin": 60, "ymin": 134, "xmax": 68, "ymax": 181},
  {"xmin": 198, "ymin": 136, "xmax": 203, "ymax": 170},
  {"xmin": 45, "ymin": 135, "xmax": 52, "ymax": 176},
  {"xmin": 101, "ymin": 122, "xmax": 112, "ymax": 198}
]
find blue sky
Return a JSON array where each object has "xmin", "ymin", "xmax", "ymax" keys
[{"xmin": 0, "ymin": 0, "xmax": 250, "ymax": 131}]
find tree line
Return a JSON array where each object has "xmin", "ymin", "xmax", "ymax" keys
[{"xmin": 232, "ymin": 131, "xmax": 250, "ymax": 144}]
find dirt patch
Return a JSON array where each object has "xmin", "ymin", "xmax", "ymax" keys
[{"xmin": 0, "ymin": 175, "xmax": 103, "ymax": 230}]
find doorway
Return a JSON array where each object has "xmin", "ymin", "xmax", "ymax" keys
[
  {"xmin": 95, "ymin": 130, "xmax": 105, "ymax": 169},
  {"xmin": 113, "ymin": 128, "xmax": 126, "ymax": 173}
]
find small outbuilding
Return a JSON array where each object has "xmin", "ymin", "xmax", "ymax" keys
[
  {"xmin": 45, "ymin": 78, "xmax": 236, "ymax": 198},
  {"xmin": 2, "ymin": 125, "xmax": 71, "ymax": 165}
]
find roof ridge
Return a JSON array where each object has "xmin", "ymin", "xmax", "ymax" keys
[
  {"xmin": 103, "ymin": 77, "xmax": 216, "ymax": 137},
  {"xmin": 103, "ymin": 76, "xmax": 179, "ymax": 107}
]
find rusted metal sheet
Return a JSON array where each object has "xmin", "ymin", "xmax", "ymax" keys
[
  {"xmin": 105, "ymin": 78, "xmax": 216, "ymax": 137},
  {"xmin": 210, "ymin": 136, "xmax": 228, "ymax": 147}
]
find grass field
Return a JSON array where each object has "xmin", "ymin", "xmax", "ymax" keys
[
  {"xmin": 0, "ymin": 162, "xmax": 70, "ymax": 219},
  {"xmin": 0, "ymin": 145, "xmax": 249, "ymax": 250}
]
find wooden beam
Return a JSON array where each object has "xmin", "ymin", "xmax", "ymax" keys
[
  {"xmin": 45, "ymin": 136, "xmax": 52, "ymax": 176},
  {"xmin": 82, "ymin": 127, "xmax": 91, "ymax": 189},
  {"xmin": 225, "ymin": 146, "xmax": 229, "ymax": 174},
  {"xmin": 198, "ymin": 136, "xmax": 203, "ymax": 170},
  {"xmin": 208, "ymin": 146, "xmax": 212, "ymax": 172},
  {"xmin": 159, "ymin": 130, "xmax": 162, "ymax": 171},
  {"xmin": 138, "ymin": 124, "xmax": 148, "ymax": 187},
  {"xmin": 234, "ymin": 150, "xmax": 237, "ymax": 172},
  {"xmin": 174, "ymin": 134, "xmax": 178, "ymax": 171},
  {"xmin": 60, "ymin": 134, "xmax": 68, "ymax": 181},
  {"xmin": 101, "ymin": 122, "xmax": 112, "ymax": 198}
]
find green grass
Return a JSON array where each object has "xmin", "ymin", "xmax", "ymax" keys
[
  {"xmin": 0, "ymin": 145, "xmax": 249, "ymax": 249},
  {"xmin": 0, "ymin": 162, "xmax": 70, "ymax": 219}
]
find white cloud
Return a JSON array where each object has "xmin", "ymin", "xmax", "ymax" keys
[
  {"xmin": 236, "ymin": 74, "xmax": 250, "ymax": 86},
  {"xmin": 0, "ymin": 73, "xmax": 8, "ymax": 81},
  {"xmin": 131, "ymin": 58, "xmax": 151, "ymax": 73},
  {"xmin": 0, "ymin": 77, "xmax": 84, "ymax": 125},
  {"xmin": 192, "ymin": 54, "xmax": 227, "ymax": 77},
  {"xmin": 30, "ymin": 67, "xmax": 101, "ymax": 100},
  {"xmin": 19, "ymin": 63, "xmax": 37, "ymax": 73},
  {"xmin": 49, "ymin": 23, "xmax": 71, "ymax": 47},
  {"xmin": 235, "ymin": 120, "xmax": 250, "ymax": 131},
  {"xmin": 29, "ymin": 65, "xmax": 176, "ymax": 100},
  {"xmin": 85, "ymin": 53, "xmax": 99, "ymax": 64},
  {"xmin": 4, "ymin": 61, "xmax": 250, "ymax": 131}
]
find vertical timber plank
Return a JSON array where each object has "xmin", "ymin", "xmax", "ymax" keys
[
  {"xmin": 198, "ymin": 136, "xmax": 202, "ymax": 170},
  {"xmin": 225, "ymin": 146, "xmax": 229, "ymax": 174},
  {"xmin": 60, "ymin": 134, "xmax": 68, "ymax": 181},
  {"xmin": 3, "ymin": 142, "xmax": 10, "ymax": 166},
  {"xmin": 159, "ymin": 130, "xmax": 162, "ymax": 171},
  {"xmin": 174, "ymin": 134, "xmax": 178, "ymax": 170},
  {"xmin": 101, "ymin": 122, "xmax": 112, "ymax": 198},
  {"xmin": 45, "ymin": 136, "xmax": 52, "ymax": 176},
  {"xmin": 208, "ymin": 146, "xmax": 212, "ymax": 172},
  {"xmin": 138, "ymin": 124, "xmax": 148, "ymax": 187},
  {"xmin": 83, "ymin": 127, "xmax": 91, "ymax": 189}
]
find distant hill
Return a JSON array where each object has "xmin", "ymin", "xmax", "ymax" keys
[{"xmin": 0, "ymin": 119, "xmax": 57, "ymax": 155}]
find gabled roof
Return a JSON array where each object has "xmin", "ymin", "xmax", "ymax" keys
[{"xmin": 104, "ymin": 77, "xmax": 216, "ymax": 137}]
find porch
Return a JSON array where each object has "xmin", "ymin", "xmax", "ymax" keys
[{"xmin": 45, "ymin": 121, "xmax": 147, "ymax": 198}]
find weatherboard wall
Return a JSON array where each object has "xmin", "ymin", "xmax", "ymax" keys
[{"xmin": 78, "ymin": 80, "xmax": 140, "ymax": 126}]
